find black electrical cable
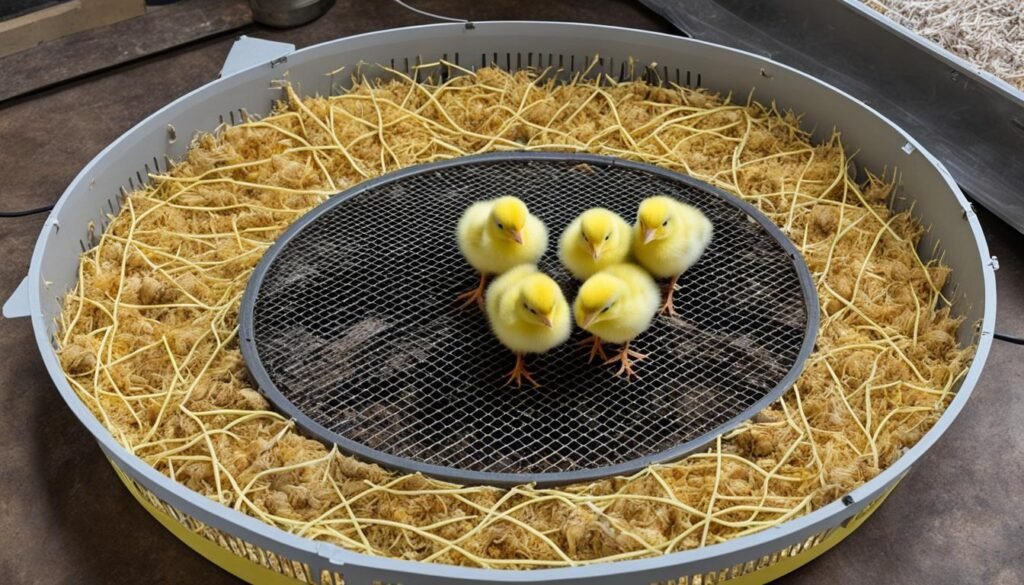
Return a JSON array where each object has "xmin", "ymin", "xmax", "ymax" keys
[
  {"xmin": 0, "ymin": 203, "xmax": 54, "ymax": 218},
  {"xmin": 994, "ymin": 331, "xmax": 1024, "ymax": 345}
]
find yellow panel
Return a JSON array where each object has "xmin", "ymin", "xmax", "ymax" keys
[
  {"xmin": 112, "ymin": 465, "xmax": 312, "ymax": 584},
  {"xmin": 111, "ymin": 461, "xmax": 893, "ymax": 585},
  {"xmin": 719, "ymin": 491, "xmax": 891, "ymax": 585}
]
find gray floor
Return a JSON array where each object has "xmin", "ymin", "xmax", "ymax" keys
[{"xmin": 0, "ymin": 1, "xmax": 1021, "ymax": 583}]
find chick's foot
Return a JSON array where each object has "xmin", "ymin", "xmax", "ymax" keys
[
  {"xmin": 456, "ymin": 272, "xmax": 489, "ymax": 309},
  {"xmin": 505, "ymin": 352, "xmax": 540, "ymax": 388},
  {"xmin": 605, "ymin": 342, "xmax": 647, "ymax": 379},
  {"xmin": 578, "ymin": 335, "xmax": 609, "ymax": 364},
  {"xmin": 658, "ymin": 275, "xmax": 681, "ymax": 317}
]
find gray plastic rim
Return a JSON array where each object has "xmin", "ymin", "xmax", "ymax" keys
[
  {"xmin": 238, "ymin": 151, "xmax": 822, "ymax": 488},
  {"xmin": 22, "ymin": 22, "xmax": 995, "ymax": 584}
]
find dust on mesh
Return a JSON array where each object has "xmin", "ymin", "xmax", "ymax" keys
[
  {"xmin": 249, "ymin": 158, "xmax": 811, "ymax": 478},
  {"xmin": 57, "ymin": 64, "xmax": 973, "ymax": 568}
]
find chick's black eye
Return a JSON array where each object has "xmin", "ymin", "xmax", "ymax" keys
[
  {"xmin": 604, "ymin": 235, "xmax": 610, "ymax": 240},
  {"xmin": 601, "ymin": 306, "xmax": 610, "ymax": 313},
  {"xmin": 497, "ymin": 222, "xmax": 504, "ymax": 229},
  {"xmin": 662, "ymin": 220, "xmax": 669, "ymax": 226}
]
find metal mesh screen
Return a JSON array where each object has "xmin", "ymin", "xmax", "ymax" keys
[{"xmin": 240, "ymin": 153, "xmax": 817, "ymax": 486}]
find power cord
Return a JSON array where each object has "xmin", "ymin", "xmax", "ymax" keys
[
  {"xmin": 0, "ymin": 203, "xmax": 54, "ymax": 217},
  {"xmin": 392, "ymin": 0, "xmax": 474, "ymax": 27},
  {"xmin": 994, "ymin": 331, "xmax": 1024, "ymax": 345}
]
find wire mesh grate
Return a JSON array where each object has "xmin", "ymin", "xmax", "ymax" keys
[{"xmin": 240, "ymin": 153, "xmax": 817, "ymax": 486}]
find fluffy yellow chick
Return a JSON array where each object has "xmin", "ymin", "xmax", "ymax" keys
[
  {"xmin": 574, "ymin": 263, "xmax": 660, "ymax": 379},
  {"xmin": 558, "ymin": 208, "xmax": 632, "ymax": 280},
  {"xmin": 632, "ymin": 195, "xmax": 713, "ymax": 316},
  {"xmin": 456, "ymin": 196, "xmax": 548, "ymax": 308},
  {"xmin": 485, "ymin": 264, "xmax": 572, "ymax": 388}
]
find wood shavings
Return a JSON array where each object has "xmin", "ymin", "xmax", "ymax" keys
[{"xmin": 865, "ymin": 0, "xmax": 1024, "ymax": 90}]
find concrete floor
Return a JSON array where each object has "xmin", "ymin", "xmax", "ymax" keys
[{"xmin": 0, "ymin": 1, "xmax": 1021, "ymax": 583}]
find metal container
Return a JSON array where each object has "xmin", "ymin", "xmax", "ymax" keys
[
  {"xmin": 249, "ymin": 0, "xmax": 334, "ymax": 28},
  {"xmin": 640, "ymin": 0, "xmax": 1024, "ymax": 233},
  {"xmin": 3, "ymin": 22, "xmax": 996, "ymax": 585}
]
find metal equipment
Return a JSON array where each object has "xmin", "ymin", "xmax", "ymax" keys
[
  {"xmin": 249, "ymin": 0, "xmax": 335, "ymax": 28},
  {"xmin": 641, "ymin": 0, "xmax": 1024, "ymax": 233}
]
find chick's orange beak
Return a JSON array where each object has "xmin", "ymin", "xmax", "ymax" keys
[
  {"xmin": 539, "ymin": 312, "xmax": 554, "ymax": 328},
  {"xmin": 511, "ymin": 229, "xmax": 524, "ymax": 245},
  {"xmin": 588, "ymin": 241, "xmax": 601, "ymax": 260},
  {"xmin": 580, "ymin": 311, "xmax": 597, "ymax": 328},
  {"xmin": 642, "ymin": 227, "xmax": 657, "ymax": 245}
]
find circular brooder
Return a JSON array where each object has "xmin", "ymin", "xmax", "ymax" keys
[
  {"xmin": 240, "ymin": 152, "xmax": 818, "ymax": 486},
  {"xmin": 18, "ymin": 22, "xmax": 995, "ymax": 585}
]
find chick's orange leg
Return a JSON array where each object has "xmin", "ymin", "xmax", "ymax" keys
[
  {"xmin": 578, "ymin": 335, "xmax": 609, "ymax": 364},
  {"xmin": 659, "ymin": 274, "xmax": 681, "ymax": 317},
  {"xmin": 604, "ymin": 342, "xmax": 647, "ymax": 379},
  {"xmin": 505, "ymin": 352, "xmax": 540, "ymax": 388},
  {"xmin": 456, "ymin": 272, "xmax": 489, "ymax": 309}
]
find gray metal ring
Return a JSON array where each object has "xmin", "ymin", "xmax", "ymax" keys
[{"xmin": 239, "ymin": 152, "xmax": 820, "ymax": 487}]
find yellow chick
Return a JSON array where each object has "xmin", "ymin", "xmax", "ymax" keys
[
  {"xmin": 485, "ymin": 264, "xmax": 572, "ymax": 388},
  {"xmin": 456, "ymin": 196, "xmax": 548, "ymax": 308},
  {"xmin": 574, "ymin": 263, "xmax": 660, "ymax": 379},
  {"xmin": 558, "ymin": 208, "xmax": 632, "ymax": 280},
  {"xmin": 632, "ymin": 195, "xmax": 713, "ymax": 316}
]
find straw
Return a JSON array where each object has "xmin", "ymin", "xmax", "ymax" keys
[{"xmin": 56, "ymin": 64, "xmax": 973, "ymax": 568}]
